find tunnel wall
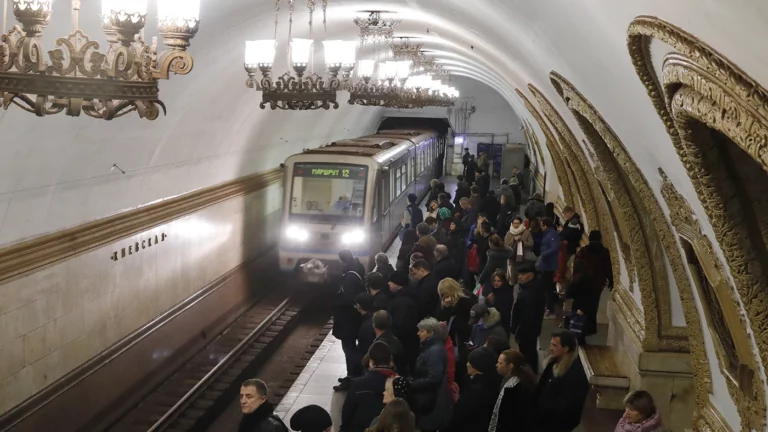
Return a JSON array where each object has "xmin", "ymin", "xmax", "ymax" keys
[{"xmin": 0, "ymin": 170, "xmax": 282, "ymax": 423}]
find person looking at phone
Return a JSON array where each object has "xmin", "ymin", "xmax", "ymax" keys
[{"xmin": 467, "ymin": 303, "xmax": 509, "ymax": 352}]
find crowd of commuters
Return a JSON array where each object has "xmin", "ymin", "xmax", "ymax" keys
[{"xmin": 235, "ymin": 152, "xmax": 666, "ymax": 431}]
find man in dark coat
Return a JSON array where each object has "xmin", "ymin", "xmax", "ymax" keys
[
  {"xmin": 366, "ymin": 272, "xmax": 391, "ymax": 311},
  {"xmin": 575, "ymin": 230, "xmax": 613, "ymax": 336},
  {"xmin": 238, "ymin": 379, "xmax": 289, "ymax": 432},
  {"xmin": 510, "ymin": 263, "xmax": 546, "ymax": 373},
  {"xmin": 560, "ymin": 205, "xmax": 585, "ymax": 256},
  {"xmin": 339, "ymin": 249, "xmax": 366, "ymax": 278},
  {"xmin": 465, "ymin": 155, "xmax": 477, "ymax": 185},
  {"xmin": 475, "ymin": 169, "xmax": 491, "ymax": 197},
  {"xmin": 462, "ymin": 148, "xmax": 470, "ymax": 177},
  {"xmin": 289, "ymin": 405, "xmax": 332, "ymax": 432},
  {"xmin": 340, "ymin": 342, "xmax": 398, "ymax": 432},
  {"xmin": 432, "ymin": 245, "xmax": 460, "ymax": 282},
  {"xmin": 453, "ymin": 175, "xmax": 471, "ymax": 208},
  {"xmin": 387, "ymin": 271, "xmax": 420, "ymax": 374},
  {"xmin": 479, "ymin": 190, "xmax": 501, "ymax": 227},
  {"xmin": 531, "ymin": 330, "xmax": 590, "ymax": 431},
  {"xmin": 425, "ymin": 216, "xmax": 448, "ymax": 246},
  {"xmin": 333, "ymin": 250, "xmax": 366, "ymax": 388},
  {"xmin": 445, "ymin": 347, "xmax": 500, "ymax": 432},
  {"xmin": 372, "ymin": 310, "xmax": 407, "ymax": 376},
  {"xmin": 354, "ymin": 293, "xmax": 377, "ymax": 362},
  {"xmin": 410, "ymin": 259, "xmax": 440, "ymax": 319}
]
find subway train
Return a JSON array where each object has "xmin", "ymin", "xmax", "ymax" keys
[{"xmin": 278, "ymin": 128, "xmax": 446, "ymax": 282}]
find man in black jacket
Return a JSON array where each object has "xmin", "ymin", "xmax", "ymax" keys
[
  {"xmin": 531, "ymin": 330, "xmax": 590, "ymax": 432},
  {"xmin": 510, "ymin": 263, "xmax": 546, "ymax": 373},
  {"xmin": 410, "ymin": 259, "xmax": 440, "ymax": 319},
  {"xmin": 432, "ymin": 245, "xmax": 460, "ymax": 282},
  {"xmin": 453, "ymin": 175, "xmax": 471, "ymax": 207},
  {"xmin": 387, "ymin": 271, "xmax": 420, "ymax": 374},
  {"xmin": 559, "ymin": 205, "xmax": 584, "ymax": 256},
  {"xmin": 238, "ymin": 379, "xmax": 289, "ymax": 432},
  {"xmin": 354, "ymin": 293, "xmax": 376, "ymax": 369},
  {"xmin": 340, "ymin": 342, "xmax": 398, "ymax": 432},
  {"xmin": 366, "ymin": 272, "xmax": 391, "ymax": 311},
  {"xmin": 372, "ymin": 310, "xmax": 407, "ymax": 376},
  {"xmin": 475, "ymin": 169, "xmax": 491, "ymax": 197},
  {"xmin": 333, "ymin": 251, "xmax": 366, "ymax": 390}
]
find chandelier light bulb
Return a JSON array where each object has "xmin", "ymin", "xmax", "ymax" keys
[
  {"xmin": 395, "ymin": 60, "xmax": 411, "ymax": 79},
  {"xmin": 341, "ymin": 41, "xmax": 358, "ymax": 66},
  {"xmin": 158, "ymin": 0, "xmax": 200, "ymax": 26},
  {"xmin": 290, "ymin": 38, "xmax": 314, "ymax": 66},
  {"xmin": 245, "ymin": 40, "xmax": 277, "ymax": 66},
  {"xmin": 104, "ymin": 0, "xmax": 147, "ymax": 16},
  {"xmin": 358, "ymin": 60, "xmax": 375, "ymax": 78},
  {"xmin": 322, "ymin": 40, "xmax": 344, "ymax": 66},
  {"xmin": 384, "ymin": 61, "xmax": 398, "ymax": 79},
  {"xmin": 12, "ymin": 0, "xmax": 53, "ymax": 35}
]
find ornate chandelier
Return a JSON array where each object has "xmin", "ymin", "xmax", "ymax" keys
[
  {"xmin": 0, "ymin": 0, "xmax": 201, "ymax": 120},
  {"xmin": 244, "ymin": 0, "xmax": 356, "ymax": 111},
  {"xmin": 353, "ymin": 11, "xmax": 400, "ymax": 42}
]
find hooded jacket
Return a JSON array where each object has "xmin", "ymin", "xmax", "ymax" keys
[
  {"xmin": 470, "ymin": 307, "xmax": 509, "ymax": 347},
  {"xmin": 613, "ymin": 409, "xmax": 663, "ymax": 432}
]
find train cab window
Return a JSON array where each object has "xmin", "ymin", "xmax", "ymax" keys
[{"xmin": 289, "ymin": 163, "xmax": 368, "ymax": 223}]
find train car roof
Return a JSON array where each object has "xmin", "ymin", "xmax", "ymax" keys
[{"xmin": 300, "ymin": 136, "xmax": 412, "ymax": 158}]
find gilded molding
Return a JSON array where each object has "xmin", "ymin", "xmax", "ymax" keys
[
  {"xmin": 548, "ymin": 72, "xmax": 688, "ymax": 354},
  {"xmin": 0, "ymin": 168, "xmax": 284, "ymax": 285},
  {"xmin": 613, "ymin": 282, "xmax": 646, "ymax": 344},
  {"xmin": 516, "ymin": 88, "xmax": 575, "ymax": 205},
  {"xmin": 524, "ymin": 118, "xmax": 546, "ymax": 166},
  {"xmin": 526, "ymin": 83, "xmax": 625, "ymax": 340},
  {"xmin": 628, "ymin": 14, "xmax": 768, "ymax": 430},
  {"xmin": 660, "ymin": 168, "xmax": 766, "ymax": 428}
]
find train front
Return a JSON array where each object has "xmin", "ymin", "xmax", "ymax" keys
[{"xmin": 279, "ymin": 161, "xmax": 372, "ymax": 283}]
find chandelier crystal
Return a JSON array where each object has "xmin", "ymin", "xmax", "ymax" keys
[
  {"xmin": 245, "ymin": 0, "xmax": 355, "ymax": 111},
  {"xmin": 353, "ymin": 11, "xmax": 400, "ymax": 42},
  {"xmin": 0, "ymin": 0, "xmax": 201, "ymax": 120}
]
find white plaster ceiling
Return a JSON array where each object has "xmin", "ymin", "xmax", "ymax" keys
[{"xmin": 1, "ymin": 0, "xmax": 767, "ymax": 249}]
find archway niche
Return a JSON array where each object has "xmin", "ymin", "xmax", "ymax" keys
[
  {"xmin": 628, "ymin": 15, "xmax": 768, "ymax": 430},
  {"xmin": 516, "ymin": 89, "xmax": 577, "ymax": 207},
  {"xmin": 526, "ymin": 84, "xmax": 623, "ymax": 322}
]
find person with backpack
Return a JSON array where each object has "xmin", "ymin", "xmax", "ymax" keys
[{"xmin": 400, "ymin": 193, "xmax": 423, "ymax": 241}]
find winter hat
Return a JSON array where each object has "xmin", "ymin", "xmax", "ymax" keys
[
  {"xmin": 468, "ymin": 346, "xmax": 498, "ymax": 375},
  {"xmin": 437, "ymin": 207, "xmax": 452, "ymax": 221},
  {"xmin": 289, "ymin": 404, "xmax": 332, "ymax": 432},
  {"xmin": 391, "ymin": 376, "xmax": 409, "ymax": 399},
  {"xmin": 407, "ymin": 193, "xmax": 418, "ymax": 203},
  {"xmin": 588, "ymin": 230, "xmax": 603, "ymax": 243},
  {"xmin": 389, "ymin": 271, "xmax": 409, "ymax": 287}
]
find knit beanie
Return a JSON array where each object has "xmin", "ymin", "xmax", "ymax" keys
[{"xmin": 289, "ymin": 404, "xmax": 332, "ymax": 432}]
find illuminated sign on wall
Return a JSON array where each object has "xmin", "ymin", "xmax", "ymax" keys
[{"xmin": 294, "ymin": 164, "xmax": 368, "ymax": 179}]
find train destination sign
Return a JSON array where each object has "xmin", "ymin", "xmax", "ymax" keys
[{"xmin": 294, "ymin": 164, "xmax": 367, "ymax": 179}]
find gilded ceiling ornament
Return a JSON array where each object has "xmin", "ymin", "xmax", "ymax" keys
[
  {"xmin": 0, "ymin": 0, "xmax": 200, "ymax": 120},
  {"xmin": 516, "ymin": 88, "xmax": 576, "ymax": 206},
  {"xmin": 627, "ymin": 14, "xmax": 768, "ymax": 430}
]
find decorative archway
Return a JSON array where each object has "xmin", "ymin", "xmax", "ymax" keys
[
  {"xmin": 548, "ymin": 72, "xmax": 689, "ymax": 354},
  {"xmin": 516, "ymin": 88, "xmax": 577, "ymax": 206},
  {"xmin": 628, "ymin": 15, "xmax": 768, "ymax": 430},
  {"xmin": 526, "ymin": 84, "xmax": 623, "ymax": 319}
]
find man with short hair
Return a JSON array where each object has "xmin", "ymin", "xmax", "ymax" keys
[
  {"xmin": 238, "ymin": 379, "xmax": 289, "ymax": 432},
  {"xmin": 412, "ymin": 222, "xmax": 437, "ymax": 263},
  {"xmin": 366, "ymin": 272, "xmax": 391, "ymax": 311},
  {"xmin": 475, "ymin": 168, "xmax": 491, "ymax": 197},
  {"xmin": 410, "ymin": 259, "xmax": 440, "ymax": 319},
  {"xmin": 425, "ymin": 216, "xmax": 448, "ymax": 245},
  {"xmin": 335, "ymin": 291, "xmax": 376, "ymax": 392},
  {"xmin": 334, "ymin": 250, "xmax": 367, "ymax": 388},
  {"xmin": 462, "ymin": 148, "xmax": 471, "ymax": 177},
  {"xmin": 372, "ymin": 310, "xmax": 406, "ymax": 375},
  {"xmin": 340, "ymin": 342, "xmax": 398, "ymax": 432},
  {"xmin": 432, "ymin": 244, "xmax": 460, "ymax": 282},
  {"xmin": 510, "ymin": 166, "xmax": 523, "ymax": 208},
  {"xmin": 531, "ymin": 330, "xmax": 590, "ymax": 431},
  {"xmin": 560, "ymin": 205, "xmax": 584, "ymax": 256}
]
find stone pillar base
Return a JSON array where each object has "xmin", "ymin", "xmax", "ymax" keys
[{"xmin": 607, "ymin": 300, "xmax": 694, "ymax": 431}]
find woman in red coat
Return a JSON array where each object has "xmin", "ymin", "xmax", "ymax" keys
[{"xmin": 440, "ymin": 321, "xmax": 459, "ymax": 404}]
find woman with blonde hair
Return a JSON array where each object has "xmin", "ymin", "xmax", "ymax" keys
[
  {"xmin": 435, "ymin": 278, "xmax": 475, "ymax": 386},
  {"xmin": 366, "ymin": 398, "xmax": 416, "ymax": 432},
  {"xmin": 426, "ymin": 200, "xmax": 439, "ymax": 219}
]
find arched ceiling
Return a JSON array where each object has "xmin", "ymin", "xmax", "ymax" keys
[{"xmin": 1, "ymin": 0, "xmax": 767, "ymax": 246}]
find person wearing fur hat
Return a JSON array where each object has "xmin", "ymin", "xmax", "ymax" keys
[
  {"xmin": 289, "ymin": 405, "xmax": 332, "ymax": 432},
  {"xmin": 444, "ymin": 347, "xmax": 501, "ymax": 431}
]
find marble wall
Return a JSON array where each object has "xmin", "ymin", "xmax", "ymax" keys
[{"xmin": 0, "ymin": 182, "xmax": 282, "ymax": 414}]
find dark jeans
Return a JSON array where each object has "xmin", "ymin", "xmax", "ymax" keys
[
  {"xmin": 340, "ymin": 337, "xmax": 361, "ymax": 377},
  {"xmin": 517, "ymin": 335, "xmax": 539, "ymax": 374},
  {"xmin": 541, "ymin": 270, "xmax": 557, "ymax": 312},
  {"xmin": 587, "ymin": 292, "xmax": 602, "ymax": 335}
]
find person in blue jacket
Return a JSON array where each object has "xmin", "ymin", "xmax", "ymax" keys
[{"xmin": 537, "ymin": 217, "xmax": 560, "ymax": 319}]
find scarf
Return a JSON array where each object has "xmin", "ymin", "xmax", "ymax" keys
[
  {"xmin": 508, "ymin": 224, "xmax": 526, "ymax": 236},
  {"xmin": 614, "ymin": 409, "xmax": 663, "ymax": 432},
  {"xmin": 488, "ymin": 376, "xmax": 520, "ymax": 432}
]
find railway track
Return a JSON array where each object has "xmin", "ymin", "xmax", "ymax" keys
[{"xmin": 107, "ymin": 285, "xmax": 329, "ymax": 432}]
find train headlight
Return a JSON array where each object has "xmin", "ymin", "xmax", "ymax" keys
[
  {"xmin": 342, "ymin": 229, "xmax": 365, "ymax": 245},
  {"xmin": 285, "ymin": 225, "xmax": 309, "ymax": 241}
]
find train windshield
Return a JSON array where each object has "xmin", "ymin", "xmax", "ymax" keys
[{"xmin": 289, "ymin": 163, "xmax": 368, "ymax": 223}]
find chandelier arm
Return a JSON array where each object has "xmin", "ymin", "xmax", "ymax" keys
[{"xmin": 152, "ymin": 49, "xmax": 193, "ymax": 79}]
